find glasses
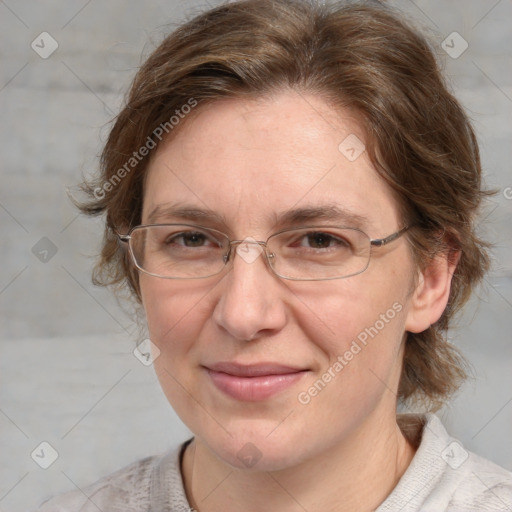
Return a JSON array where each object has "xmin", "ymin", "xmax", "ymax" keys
[{"xmin": 118, "ymin": 224, "xmax": 409, "ymax": 281}]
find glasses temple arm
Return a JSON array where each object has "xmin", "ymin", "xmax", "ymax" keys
[{"xmin": 370, "ymin": 226, "xmax": 410, "ymax": 247}]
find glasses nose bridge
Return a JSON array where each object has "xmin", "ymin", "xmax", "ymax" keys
[
  {"xmin": 229, "ymin": 238, "xmax": 267, "ymax": 247},
  {"xmin": 224, "ymin": 238, "xmax": 271, "ymax": 265}
]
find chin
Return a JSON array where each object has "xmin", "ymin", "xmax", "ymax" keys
[{"xmin": 197, "ymin": 423, "xmax": 317, "ymax": 472}]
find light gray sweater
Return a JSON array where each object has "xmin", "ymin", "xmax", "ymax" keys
[{"xmin": 36, "ymin": 414, "xmax": 512, "ymax": 511}]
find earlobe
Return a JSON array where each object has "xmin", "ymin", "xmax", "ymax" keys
[{"xmin": 404, "ymin": 250, "xmax": 460, "ymax": 334}]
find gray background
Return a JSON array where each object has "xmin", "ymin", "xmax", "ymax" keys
[{"xmin": 0, "ymin": 1, "xmax": 511, "ymax": 510}]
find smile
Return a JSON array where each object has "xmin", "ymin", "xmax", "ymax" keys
[{"xmin": 204, "ymin": 362, "xmax": 308, "ymax": 401}]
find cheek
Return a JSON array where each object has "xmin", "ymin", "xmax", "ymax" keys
[
  {"xmin": 296, "ymin": 275, "xmax": 406, "ymax": 354},
  {"xmin": 140, "ymin": 277, "xmax": 214, "ymax": 421},
  {"xmin": 140, "ymin": 277, "xmax": 211, "ymax": 359},
  {"xmin": 294, "ymin": 276, "xmax": 408, "ymax": 405}
]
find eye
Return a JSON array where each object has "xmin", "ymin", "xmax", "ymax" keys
[
  {"xmin": 296, "ymin": 231, "xmax": 351, "ymax": 250},
  {"xmin": 165, "ymin": 230, "xmax": 220, "ymax": 248}
]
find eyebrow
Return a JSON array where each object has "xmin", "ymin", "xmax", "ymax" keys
[
  {"xmin": 273, "ymin": 205, "xmax": 369, "ymax": 230},
  {"xmin": 147, "ymin": 204, "xmax": 226, "ymax": 225},
  {"xmin": 146, "ymin": 203, "xmax": 370, "ymax": 231}
]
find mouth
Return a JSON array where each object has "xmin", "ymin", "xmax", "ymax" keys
[{"xmin": 203, "ymin": 362, "xmax": 309, "ymax": 401}]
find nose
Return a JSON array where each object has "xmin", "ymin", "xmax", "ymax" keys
[{"xmin": 212, "ymin": 240, "xmax": 287, "ymax": 341}]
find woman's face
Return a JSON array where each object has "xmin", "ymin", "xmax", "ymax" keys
[{"xmin": 139, "ymin": 91, "xmax": 419, "ymax": 470}]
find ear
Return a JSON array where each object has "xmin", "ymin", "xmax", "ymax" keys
[{"xmin": 404, "ymin": 249, "xmax": 460, "ymax": 333}]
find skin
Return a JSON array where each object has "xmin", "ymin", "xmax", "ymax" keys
[{"xmin": 138, "ymin": 90, "xmax": 457, "ymax": 512}]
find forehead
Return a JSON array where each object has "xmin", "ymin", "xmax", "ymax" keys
[{"xmin": 142, "ymin": 91, "xmax": 400, "ymax": 234}]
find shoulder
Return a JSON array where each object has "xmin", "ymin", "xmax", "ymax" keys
[
  {"xmin": 35, "ymin": 450, "xmax": 168, "ymax": 512},
  {"xmin": 380, "ymin": 413, "xmax": 512, "ymax": 512},
  {"xmin": 446, "ymin": 450, "xmax": 512, "ymax": 511},
  {"xmin": 424, "ymin": 413, "xmax": 512, "ymax": 511}
]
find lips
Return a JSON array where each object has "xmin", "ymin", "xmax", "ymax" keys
[{"xmin": 204, "ymin": 362, "xmax": 308, "ymax": 401}]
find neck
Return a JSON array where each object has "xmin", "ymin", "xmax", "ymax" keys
[{"xmin": 181, "ymin": 412, "xmax": 417, "ymax": 512}]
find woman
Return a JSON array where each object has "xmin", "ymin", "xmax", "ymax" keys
[{"xmin": 38, "ymin": 0, "xmax": 512, "ymax": 510}]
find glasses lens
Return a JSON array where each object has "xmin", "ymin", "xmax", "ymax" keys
[
  {"xmin": 129, "ymin": 225, "xmax": 229, "ymax": 278},
  {"xmin": 267, "ymin": 227, "xmax": 371, "ymax": 280}
]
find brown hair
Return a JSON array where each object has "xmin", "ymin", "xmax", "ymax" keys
[{"xmin": 78, "ymin": 0, "xmax": 492, "ymax": 410}]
